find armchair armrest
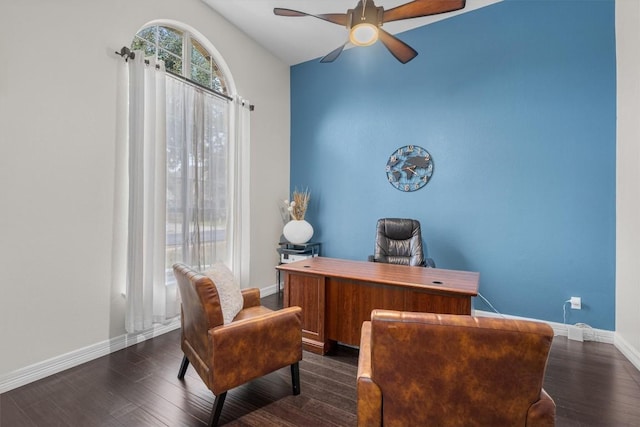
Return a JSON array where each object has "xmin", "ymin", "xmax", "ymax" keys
[
  {"xmin": 357, "ymin": 321, "xmax": 382, "ymax": 427},
  {"xmin": 241, "ymin": 288, "xmax": 261, "ymax": 308},
  {"xmin": 208, "ymin": 306, "xmax": 302, "ymax": 394},
  {"xmin": 526, "ymin": 388, "xmax": 556, "ymax": 426}
]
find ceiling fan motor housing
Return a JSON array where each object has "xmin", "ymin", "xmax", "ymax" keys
[
  {"xmin": 347, "ymin": 2, "xmax": 383, "ymax": 29},
  {"xmin": 348, "ymin": 1, "xmax": 383, "ymax": 46}
]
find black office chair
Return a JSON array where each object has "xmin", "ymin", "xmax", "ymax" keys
[{"xmin": 369, "ymin": 218, "xmax": 435, "ymax": 267}]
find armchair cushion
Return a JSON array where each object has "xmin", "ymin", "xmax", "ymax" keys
[{"xmin": 204, "ymin": 263, "xmax": 243, "ymax": 324}]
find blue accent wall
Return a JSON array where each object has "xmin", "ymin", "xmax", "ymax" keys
[{"xmin": 290, "ymin": 0, "xmax": 616, "ymax": 329}]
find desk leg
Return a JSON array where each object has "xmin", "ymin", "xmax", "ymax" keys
[{"xmin": 275, "ymin": 267, "xmax": 283, "ymax": 298}]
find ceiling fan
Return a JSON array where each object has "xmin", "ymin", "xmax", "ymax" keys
[{"xmin": 274, "ymin": 0, "xmax": 466, "ymax": 64}]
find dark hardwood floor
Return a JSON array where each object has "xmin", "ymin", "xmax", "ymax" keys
[{"xmin": 2, "ymin": 293, "xmax": 640, "ymax": 426}]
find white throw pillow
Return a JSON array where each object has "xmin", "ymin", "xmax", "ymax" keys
[{"xmin": 203, "ymin": 263, "xmax": 243, "ymax": 324}]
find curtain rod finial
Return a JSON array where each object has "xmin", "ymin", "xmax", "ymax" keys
[{"xmin": 116, "ymin": 46, "xmax": 135, "ymax": 61}]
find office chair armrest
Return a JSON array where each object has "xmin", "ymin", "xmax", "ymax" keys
[
  {"xmin": 208, "ymin": 306, "xmax": 303, "ymax": 393},
  {"xmin": 425, "ymin": 257, "xmax": 436, "ymax": 268},
  {"xmin": 367, "ymin": 255, "xmax": 375, "ymax": 262},
  {"xmin": 357, "ymin": 321, "xmax": 382, "ymax": 426},
  {"xmin": 240, "ymin": 288, "xmax": 261, "ymax": 308}
]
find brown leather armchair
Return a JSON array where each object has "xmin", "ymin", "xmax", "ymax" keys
[
  {"xmin": 173, "ymin": 263, "xmax": 303, "ymax": 427},
  {"xmin": 357, "ymin": 310, "xmax": 555, "ymax": 427}
]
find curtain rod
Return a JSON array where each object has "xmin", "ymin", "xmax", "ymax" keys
[{"xmin": 115, "ymin": 47, "xmax": 254, "ymax": 111}]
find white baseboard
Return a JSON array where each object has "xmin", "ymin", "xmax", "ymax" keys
[
  {"xmin": 614, "ymin": 333, "xmax": 640, "ymax": 372},
  {"xmin": 0, "ymin": 318, "xmax": 180, "ymax": 394},
  {"xmin": 473, "ymin": 309, "xmax": 615, "ymax": 344},
  {"xmin": 260, "ymin": 283, "xmax": 279, "ymax": 298}
]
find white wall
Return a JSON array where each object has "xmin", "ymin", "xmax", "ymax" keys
[
  {"xmin": 616, "ymin": 0, "xmax": 640, "ymax": 367},
  {"xmin": 0, "ymin": 0, "xmax": 289, "ymax": 377}
]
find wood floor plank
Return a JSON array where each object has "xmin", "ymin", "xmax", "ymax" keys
[
  {"xmin": 0, "ymin": 394, "xmax": 37, "ymax": 427},
  {"xmin": 113, "ymin": 405, "xmax": 174, "ymax": 427}
]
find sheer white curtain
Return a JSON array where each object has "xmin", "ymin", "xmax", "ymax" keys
[
  {"xmin": 165, "ymin": 78, "xmax": 230, "ymax": 272},
  {"xmin": 115, "ymin": 52, "xmax": 176, "ymax": 333},
  {"xmin": 231, "ymin": 97, "xmax": 252, "ymax": 286}
]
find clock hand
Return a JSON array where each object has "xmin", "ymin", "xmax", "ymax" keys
[{"xmin": 403, "ymin": 165, "xmax": 417, "ymax": 176}]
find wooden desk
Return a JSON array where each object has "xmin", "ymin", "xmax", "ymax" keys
[{"xmin": 277, "ymin": 257, "xmax": 479, "ymax": 354}]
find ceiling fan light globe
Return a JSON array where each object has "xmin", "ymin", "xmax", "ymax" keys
[{"xmin": 350, "ymin": 23, "xmax": 378, "ymax": 46}]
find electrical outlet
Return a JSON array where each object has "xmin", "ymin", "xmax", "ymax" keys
[{"xmin": 570, "ymin": 296, "xmax": 581, "ymax": 310}]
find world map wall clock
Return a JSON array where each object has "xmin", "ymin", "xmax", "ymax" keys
[{"xmin": 386, "ymin": 145, "xmax": 434, "ymax": 192}]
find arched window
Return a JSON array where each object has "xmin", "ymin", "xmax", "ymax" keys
[{"xmin": 131, "ymin": 24, "xmax": 228, "ymax": 95}]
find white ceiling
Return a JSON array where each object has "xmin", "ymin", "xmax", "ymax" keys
[{"xmin": 203, "ymin": 0, "xmax": 502, "ymax": 65}]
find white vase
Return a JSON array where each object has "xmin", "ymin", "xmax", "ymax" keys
[{"xmin": 283, "ymin": 219, "xmax": 314, "ymax": 244}]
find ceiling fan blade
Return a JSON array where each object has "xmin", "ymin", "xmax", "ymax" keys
[
  {"xmin": 383, "ymin": 0, "xmax": 466, "ymax": 23},
  {"xmin": 274, "ymin": 8, "xmax": 348, "ymax": 26},
  {"xmin": 320, "ymin": 43, "xmax": 347, "ymax": 63},
  {"xmin": 378, "ymin": 29, "xmax": 418, "ymax": 64}
]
